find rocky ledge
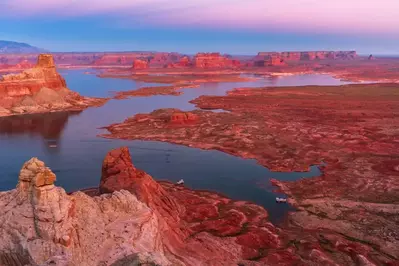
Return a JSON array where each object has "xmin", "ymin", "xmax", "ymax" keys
[
  {"xmin": 101, "ymin": 83, "xmax": 399, "ymax": 264},
  {"xmin": 0, "ymin": 54, "xmax": 107, "ymax": 117},
  {"xmin": 2, "ymin": 146, "xmax": 394, "ymax": 265}
]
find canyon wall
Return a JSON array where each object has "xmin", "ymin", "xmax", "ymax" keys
[
  {"xmin": 132, "ymin": 58, "xmax": 149, "ymax": 70},
  {"xmin": 193, "ymin": 53, "xmax": 241, "ymax": 68},
  {"xmin": 257, "ymin": 51, "xmax": 358, "ymax": 61},
  {"xmin": 0, "ymin": 50, "xmax": 359, "ymax": 70}
]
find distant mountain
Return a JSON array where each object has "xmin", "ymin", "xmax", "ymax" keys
[{"xmin": 0, "ymin": 40, "xmax": 46, "ymax": 54}]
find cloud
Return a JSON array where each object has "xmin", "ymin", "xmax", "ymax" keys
[{"xmin": 2, "ymin": 0, "xmax": 399, "ymax": 35}]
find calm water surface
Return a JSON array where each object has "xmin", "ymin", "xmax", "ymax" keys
[{"xmin": 0, "ymin": 70, "xmax": 351, "ymax": 224}]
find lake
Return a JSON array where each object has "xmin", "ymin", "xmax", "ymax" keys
[{"xmin": 0, "ymin": 70, "xmax": 352, "ymax": 224}]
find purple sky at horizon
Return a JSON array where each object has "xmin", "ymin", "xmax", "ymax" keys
[{"xmin": 1, "ymin": 0, "xmax": 399, "ymax": 55}]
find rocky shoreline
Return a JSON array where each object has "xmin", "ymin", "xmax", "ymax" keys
[
  {"xmin": 100, "ymin": 83, "xmax": 399, "ymax": 263},
  {"xmin": 2, "ymin": 146, "xmax": 395, "ymax": 265}
]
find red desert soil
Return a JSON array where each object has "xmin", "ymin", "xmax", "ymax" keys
[{"xmin": 101, "ymin": 83, "xmax": 399, "ymax": 264}]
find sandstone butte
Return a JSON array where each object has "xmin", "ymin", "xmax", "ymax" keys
[
  {"xmin": 131, "ymin": 58, "xmax": 149, "ymax": 70},
  {"xmin": 249, "ymin": 51, "xmax": 358, "ymax": 67},
  {"xmin": 2, "ymin": 146, "xmax": 394, "ymax": 266},
  {"xmin": 166, "ymin": 56, "xmax": 192, "ymax": 68},
  {"xmin": 192, "ymin": 53, "xmax": 241, "ymax": 69},
  {"xmin": 0, "ymin": 50, "xmax": 362, "ymax": 71},
  {"xmin": 256, "ymin": 51, "xmax": 358, "ymax": 61},
  {"xmin": 93, "ymin": 53, "xmax": 153, "ymax": 66},
  {"xmin": 101, "ymin": 84, "xmax": 399, "ymax": 265},
  {"xmin": 0, "ymin": 54, "xmax": 107, "ymax": 117}
]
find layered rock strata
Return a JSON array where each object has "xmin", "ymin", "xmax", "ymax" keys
[
  {"xmin": 131, "ymin": 59, "xmax": 149, "ymax": 70},
  {"xmin": 257, "ymin": 51, "xmax": 358, "ymax": 61},
  {"xmin": 0, "ymin": 54, "xmax": 106, "ymax": 117},
  {"xmin": 193, "ymin": 53, "xmax": 241, "ymax": 69}
]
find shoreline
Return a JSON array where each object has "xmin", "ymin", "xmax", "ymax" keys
[{"xmin": 98, "ymin": 83, "xmax": 399, "ymax": 260}]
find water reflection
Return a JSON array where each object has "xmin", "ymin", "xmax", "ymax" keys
[{"xmin": 0, "ymin": 111, "xmax": 81, "ymax": 152}]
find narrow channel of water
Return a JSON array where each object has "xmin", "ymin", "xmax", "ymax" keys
[{"xmin": 0, "ymin": 70, "xmax": 351, "ymax": 224}]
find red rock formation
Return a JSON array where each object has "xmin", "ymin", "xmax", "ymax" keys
[
  {"xmin": 166, "ymin": 56, "xmax": 192, "ymax": 68},
  {"xmin": 169, "ymin": 112, "xmax": 199, "ymax": 124},
  {"xmin": 15, "ymin": 59, "xmax": 34, "ymax": 69},
  {"xmin": 101, "ymin": 82, "xmax": 399, "ymax": 264},
  {"xmin": 131, "ymin": 59, "xmax": 148, "ymax": 70},
  {"xmin": 280, "ymin": 51, "xmax": 301, "ymax": 61},
  {"xmin": 0, "ymin": 54, "xmax": 107, "ymax": 116},
  {"xmin": 193, "ymin": 53, "xmax": 240, "ymax": 68},
  {"xmin": 255, "ymin": 51, "xmax": 358, "ymax": 64},
  {"xmin": 1, "ymin": 147, "xmax": 396, "ymax": 264},
  {"xmin": 93, "ymin": 53, "xmax": 153, "ymax": 66},
  {"xmin": 100, "ymin": 147, "xmax": 182, "ymax": 224},
  {"xmin": 98, "ymin": 147, "xmax": 280, "ymax": 264},
  {"xmin": 254, "ymin": 55, "xmax": 286, "ymax": 67},
  {"xmin": 0, "ymin": 59, "xmax": 34, "ymax": 70},
  {"xmin": 0, "ymin": 54, "xmax": 67, "ymax": 101},
  {"xmin": 148, "ymin": 52, "xmax": 182, "ymax": 68}
]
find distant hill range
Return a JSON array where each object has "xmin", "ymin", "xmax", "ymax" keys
[{"xmin": 0, "ymin": 40, "xmax": 46, "ymax": 54}]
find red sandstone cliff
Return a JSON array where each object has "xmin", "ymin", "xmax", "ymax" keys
[
  {"xmin": 131, "ymin": 58, "xmax": 148, "ymax": 70},
  {"xmin": 252, "ymin": 51, "xmax": 358, "ymax": 66},
  {"xmin": 0, "ymin": 59, "xmax": 34, "ymax": 73},
  {"xmin": 166, "ymin": 56, "xmax": 192, "ymax": 68},
  {"xmin": 193, "ymin": 53, "xmax": 241, "ymax": 69},
  {"xmin": 0, "ymin": 54, "xmax": 106, "ymax": 116},
  {"xmin": 93, "ymin": 53, "xmax": 153, "ymax": 66}
]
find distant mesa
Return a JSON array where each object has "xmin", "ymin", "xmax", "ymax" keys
[
  {"xmin": 0, "ymin": 40, "xmax": 46, "ymax": 54},
  {"xmin": 0, "ymin": 59, "xmax": 34, "ymax": 72},
  {"xmin": 0, "ymin": 49, "xmax": 360, "ymax": 70},
  {"xmin": 166, "ymin": 55, "xmax": 192, "ymax": 68},
  {"xmin": 93, "ymin": 53, "xmax": 152, "ymax": 66},
  {"xmin": 368, "ymin": 54, "xmax": 376, "ymax": 60},
  {"xmin": 252, "ymin": 51, "xmax": 358, "ymax": 66},
  {"xmin": 193, "ymin": 52, "xmax": 241, "ymax": 69},
  {"xmin": 131, "ymin": 58, "xmax": 149, "ymax": 70}
]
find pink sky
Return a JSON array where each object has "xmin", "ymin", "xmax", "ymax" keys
[{"xmin": 2, "ymin": 0, "xmax": 399, "ymax": 35}]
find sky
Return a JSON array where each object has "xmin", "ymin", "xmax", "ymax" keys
[{"xmin": 0, "ymin": 0, "xmax": 398, "ymax": 55}]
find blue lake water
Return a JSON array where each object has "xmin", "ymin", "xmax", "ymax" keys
[{"xmin": 0, "ymin": 70, "xmax": 351, "ymax": 224}]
